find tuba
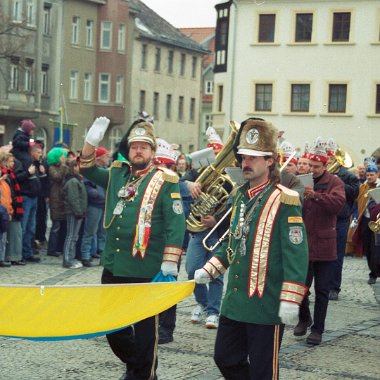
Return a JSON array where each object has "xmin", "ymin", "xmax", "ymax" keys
[
  {"xmin": 369, "ymin": 213, "xmax": 380, "ymax": 233},
  {"xmin": 327, "ymin": 148, "xmax": 353, "ymax": 173},
  {"xmin": 186, "ymin": 121, "xmax": 240, "ymax": 233}
]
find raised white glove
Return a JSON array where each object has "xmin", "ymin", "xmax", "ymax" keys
[
  {"xmin": 194, "ymin": 268, "xmax": 211, "ymax": 284},
  {"xmin": 161, "ymin": 261, "xmax": 178, "ymax": 277},
  {"xmin": 278, "ymin": 301, "xmax": 299, "ymax": 325},
  {"xmin": 85, "ymin": 117, "xmax": 110, "ymax": 147}
]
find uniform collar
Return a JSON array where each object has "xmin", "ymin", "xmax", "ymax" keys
[{"xmin": 247, "ymin": 180, "xmax": 270, "ymax": 199}]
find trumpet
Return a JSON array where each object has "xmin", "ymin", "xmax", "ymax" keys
[{"xmin": 369, "ymin": 212, "xmax": 380, "ymax": 233}]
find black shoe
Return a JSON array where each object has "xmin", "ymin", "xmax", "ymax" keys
[
  {"xmin": 91, "ymin": 253, "xmax": 101, "ymax": 259},
  {"xmin": 368, "ymin": 277, "xmax": 377, "ymax": 285},
  {"xmin": 81, "ymin": 260, "xmax": 92, "ymax": 267},
  {"xmin": 25, "ymin": 256, "xmax": 41, "ymax": 263},
  {"xmin": 158, "ymin": 334, "xmax": 174, "ymax": 344},
  {"xmin": 293, "ymin": 319, "xmax": 312, "ymax": 336},
  {"xmin": 306, "ymin": 331, "xmax": 322, "ymax": 345},
  {"xmin": 47, "ymin": 252, "xmax": 60, "ymax": 257},
  {"xmin": 329, "ymin": 290, "xmax": 339, "ymax": 301},
  {"xmin": 11, "ymin": 260, "xmax": 26, "ymax": 266},
  {"xmin": 0, "ymin": 261, "xmax": 11, "ymax": 267},
  {"xmin": 119, "ymin": 373, "xmax": 128, "ymax": 380}
]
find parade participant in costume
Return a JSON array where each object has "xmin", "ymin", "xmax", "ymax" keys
[
  {"xmin": 297, "ymin": 142, "xmax": 311, "ymax": 175},
  {"xmin": 184, "ymin": 126, "xmax": 228, "ymax": 329},
  {"xmin": 294, "ymin": 137, "xmax": 345, "ymax": 345},
  {"xmin": 279, "ymin": 141, "xmax": 298, "ymax": 175},
  {"xmin": 80, "ymin": 117, "xmax": 185, "ymax": 380},
  {"xmin": 326, "ymin": 138, "xmax": 359, "ymax": 300},
  {"xmin": 195, "ymin": 118, "xmax": 309, "ymax": 380}
]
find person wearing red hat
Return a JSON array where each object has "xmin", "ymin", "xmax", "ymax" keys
[{"xmin": 294, "ymin": 138, "xmax": 345, "ymax": 345}]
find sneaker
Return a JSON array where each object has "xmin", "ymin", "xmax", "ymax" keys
[
  {"xmin": 0, "ymin": 261, "xmax": 12, "ymax": 267},
  {"xmin": 328, "ymin": 290, "xmax": 339, "ymax": 301},
  {"xmin": 205, "ymin": 314, "xmax": 219, "ymax": 329},
  {"xmin": 191, "ymin": 304, "xmax": 206, "ymax": 324},
  {"xmin": 81, "ymin": 260, "xmax": 92, "ymax": 267},
  {"xmin": 63, "ymin": 261, "xmax": 83, "ymax": 269}
]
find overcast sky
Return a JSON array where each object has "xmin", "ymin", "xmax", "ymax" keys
[{"xmin": 141, "ymin": 0, "xmax": 222, "ymax": 28}]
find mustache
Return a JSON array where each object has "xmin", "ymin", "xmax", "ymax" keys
[{"xmin": 242, "ymin": 167, "xmax": 253, "ymax": 172}]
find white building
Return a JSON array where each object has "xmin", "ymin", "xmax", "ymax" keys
[{"xmin": 213, "ymin": 0, "xmax": 380, "ymax": 164}]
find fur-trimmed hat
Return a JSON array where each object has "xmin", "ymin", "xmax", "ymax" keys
[
  {"xmin": 127, "ymin": 121, "xmax": 156, "ymax": 148},
  {"xmin": 309, "ymin": 137, "xmax": 328, "ymax": 164},
  {"xmin": 234, "ymin": 118, "xmax": 278, "ymax": 161}
]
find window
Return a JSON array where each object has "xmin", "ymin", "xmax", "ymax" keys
[
  {"xmin": 109, "ymin": 127, "xmax": 122, "ymax": 152},
  {"xmin": 101, "ymin": 21, "xmax": 112, "ymax": 50},
  {"xmin": 376, "ymin": 85, "xmax": 380, "ymax": 114},
  {"xmin": 139, "ymin": 90, "xmax": 146, "ymax": 111},
  {"xmin": 141, "ymin": 44, "xmax": 147, "ymax": 69},
  {"xmin": 83, "ymin": 73, "xmax": 92, "ymax": 101},
  {"xmin": 328, "ymin": 84, "xmax": 347, "ymax": 113},
  {"xmin": 154, "ymin": 48, "xmax": 161, "ymax": 71},
  {"xmin": 180, "ymin": 54, "xmax": 186, "ymax": 76},
  {"xmin": 86, "ymin": 20, "xmax": 94, "ymax": 48},
  {"xmin": 191, "ymin": 57, "xmax": 197, "ymax": 79},
  {"xmin": 24, "ymin": 65, "xmax": 32, "ymax": 92},
  {"xmin": 190, "ymin": 98, "xmax": 195, "ymax": 122},
  {"xmin": 166, "ymin": 94, "xmax": 172, "ymax": 119},
  {"xmin": 205, "ymin": 81, "xmax": 214, "ymax": 95},
  {"xmin": 291, "ymin": 84, "xmax": 310, "ymax": 112},
  {"xmin": 178, "ymin": 96, "xmax": 184, "ymax": 121},
  {"xmin": 118, "ymin": 24, "xmax": 126, "ymax": 51},
  {"xmin": 27, "ymin": 0, "xmax": 37, "ymax": 27},
  {"xmin": 72, "ymin": 16, "xmax": 80, "ymax": 45},
  {"xmin": 214, "ymin": 2, "xmax": 230, "ymax": 73},
  {"xmin": 10, "ymin": 64, "xmax": 19, "ymax": 90},
  {"xmin": 295, "ymin": 13, "xmax": 313, "ymax": 42},
  {"xmin": 205, "ymin": 114, "xmax": 213, "ymax": 129},
  {"xmin": 168, "ymin": 50, "xmax": 174, "ymax": 74},
  {"xmin": 69, "ymin": 70, "xmax": 79, "ymax": 100},
  {"xmin": 43, "ymin": 5, "xmax": 51, "ymax": 35},
  {"xmin": 98, "ymin": 73, "xmax": 110, "ymax": 103},
  {"xmin": 115, "ymin": 75, "xmax": 124, "ymax": 104},
  {"xmin": 41, "ymin": 65, "xmax": 49, "ymax": 95},
  {"xmin": 258, "ymin": 14, "xmax": 275, "ymax": 43},
  {"xmin": 255, "ymin": 84, "xmax": 272, "ymax": 112},
  {"xmin": 153, "ymin": 92, "xmax": 159, "ymax": 119},
  {"xmin": 12, "ymin": 0, "xmax": 22, "ymax": 22},
  {"xmin": 332, "ymin": 12, "xmax": 351, "ymax": 42},
  {"xmin": 217, "ymin": 85, "xmax": 223, "ymax": 112}
]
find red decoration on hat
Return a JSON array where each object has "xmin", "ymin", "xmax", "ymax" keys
[
  {"xmin": 326, "ymin": 137, "xmax": 337, "ymax": 157},
  {"xmin": 309, "ymin": 137, "xmax": 328, "ymax": 164},
  {"xmin": 154, "ymin": 138, "xmax": 178, "ymax": 165},
  {"xmin": 95, "ymin": 146, "xmax": 111, "ymax": 158},
  {"xmin": 206, "ymin": 127, "xmax": 223, "ymax": 152},
  {"xmin": 301, "ymin": 141, "xmax": 311, "ymax": 159}
]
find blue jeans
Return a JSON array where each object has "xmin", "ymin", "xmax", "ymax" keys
[
  {"xmin": 185, "ymin": 230, "xmax": 224, "ymax": 316},
  {"xmin": 21, "ymin": 196, "xmax": 37, "ymax": 259},
  {"xmin": 330, "ymin": 220, "xmax": 350, "ymax": 292},
  {"xmin": 81, "ymin": 206, "xmax": 104, "ymax": 260},
  {"xmin": 63, "ymin": 214, "xmax": 83, "ymax": 266}
]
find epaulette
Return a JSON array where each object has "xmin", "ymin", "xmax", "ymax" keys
[
  {"xmin": 111, "ymin": 160, "xmax": 129, "ymax": 168},
  {"xmin": 276, "ymin": 184, "xmax": 301, "ymax": 206},
  {"xmin": 157, "ymin": 167, "xmax": 179, "ymax": 183}
]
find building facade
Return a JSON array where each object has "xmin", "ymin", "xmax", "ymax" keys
[{"xmin": 213, "ymin": 0, "xmax": 380, "ymax": 164}]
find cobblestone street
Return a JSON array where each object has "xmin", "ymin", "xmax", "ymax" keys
[{"xmin": 0, "ymin": 252, "xmax": 379, "ymax": 380}]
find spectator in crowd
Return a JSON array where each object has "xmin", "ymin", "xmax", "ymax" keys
[
  {"xmin": 14, "ymin": 144, "xmax": 46, "ymax": 263},
  {"xmin": 47, "ymin": 147, "xmax": 68, "ymax": 257},
  {"xmin": 10, "ymin": 119, "xmax": 36, "ymax": 167},
  {"xmin": 357, "ymin": 164, "xmax": 366, "ymax": 184},
  {"xmin": 62, "ymin": 159, "xmax": 87, "ymax": 269}
]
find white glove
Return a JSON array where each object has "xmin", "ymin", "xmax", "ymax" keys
[
  {"xmin": 161, "ymin": 261, "xmax": 178, "ymax": 277},
  {"xmin": 194, "ymin": 268, "xmax": 211, "ymax": 284},
  {"xmin": 278, "ymin": 301, "xmax": 299, "ymax": 325},
  {"xmin": 85, "ymin": 117, "xmax": 110, "ymax": 147}
]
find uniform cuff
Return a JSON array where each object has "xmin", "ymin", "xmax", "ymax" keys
[{"xmin": 280, "ymin": 281, "xmax": 308, "ymax": 304}]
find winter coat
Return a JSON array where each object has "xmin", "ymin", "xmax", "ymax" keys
[
  {"xmin": 303, "ymin": 170, "xmax": 345, "ymax": 261},
  {"xmin": 63, "ymin": 175, "xmax": 87, "ymax": 217},
  {"xmin": 13, "ymin": 158, "xmax": 42, "ymax": 198},
  {"xmin": 48, "ymin": 163, "xmax": 68, "ymax": 221}
]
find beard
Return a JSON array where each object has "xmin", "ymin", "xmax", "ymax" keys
[{"xmin": 130, "ymin": 156, "xmax": 151, "ymax": 171}]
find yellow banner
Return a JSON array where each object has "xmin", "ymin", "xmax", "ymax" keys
[{"xmin": 0, "ymin": 281, "xmax": 194, "ymax": 340}]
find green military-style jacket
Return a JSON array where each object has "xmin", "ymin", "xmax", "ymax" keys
[
  {"xmin": 81, "ymin": 161, "xmax": 185, "ymax": 279},
  {"xmin": 203, "ymin": 182, "xmax": 308, "ymax": 325}
]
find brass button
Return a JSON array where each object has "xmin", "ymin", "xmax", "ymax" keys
[
  {"xmin": 236, "ymin": 261, "xmax": 240, "ymax": 265},
  {"xmin": 233, "ymin": 287, "xmax": 238, "ymax": 292},
  {"xmin": 116, "ymin": 237, "xmax": 120, "ymax": 241},
  {"xmin": 234, "ymin": 274, "xmax": 239, "ymax": 279},
  {"xmin": 119, "ymin": 215, "xmax": 122, "ymax": 218},
  {"xmin": 116, "ymin": 249, "xmax": 120, "ymax": 252},
  {"xmin": 117, "ymin": 226, "xmax": 120, "ymax": 230}
]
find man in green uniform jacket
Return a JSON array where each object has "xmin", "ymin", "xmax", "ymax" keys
[
  {"xmin": 195, "ymin": 118, "xmax": 308, "ymax": 380},
  {"xmin": 80, "ymin": 117, "xmax": 185, "ymax": 380}
]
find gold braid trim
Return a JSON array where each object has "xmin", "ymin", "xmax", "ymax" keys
[
  {"xmin": 280, "ymin": 281, "xmax": 308, "ymax": 304},
  {"xmin": 276, "ymin": 184, "xmax": 301, "ymax": 206},
  {"xmin": 157, "ymin": 167, "xmax": 179, "ymax": 183},
  {"xmin": 203, "ymin": 257, "xmax": 227, "ymax": 279}
]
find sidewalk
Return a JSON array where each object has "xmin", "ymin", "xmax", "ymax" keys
[{"xmin": 0, "ymin": 252, "xmax": 379, "ymax": 380}]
